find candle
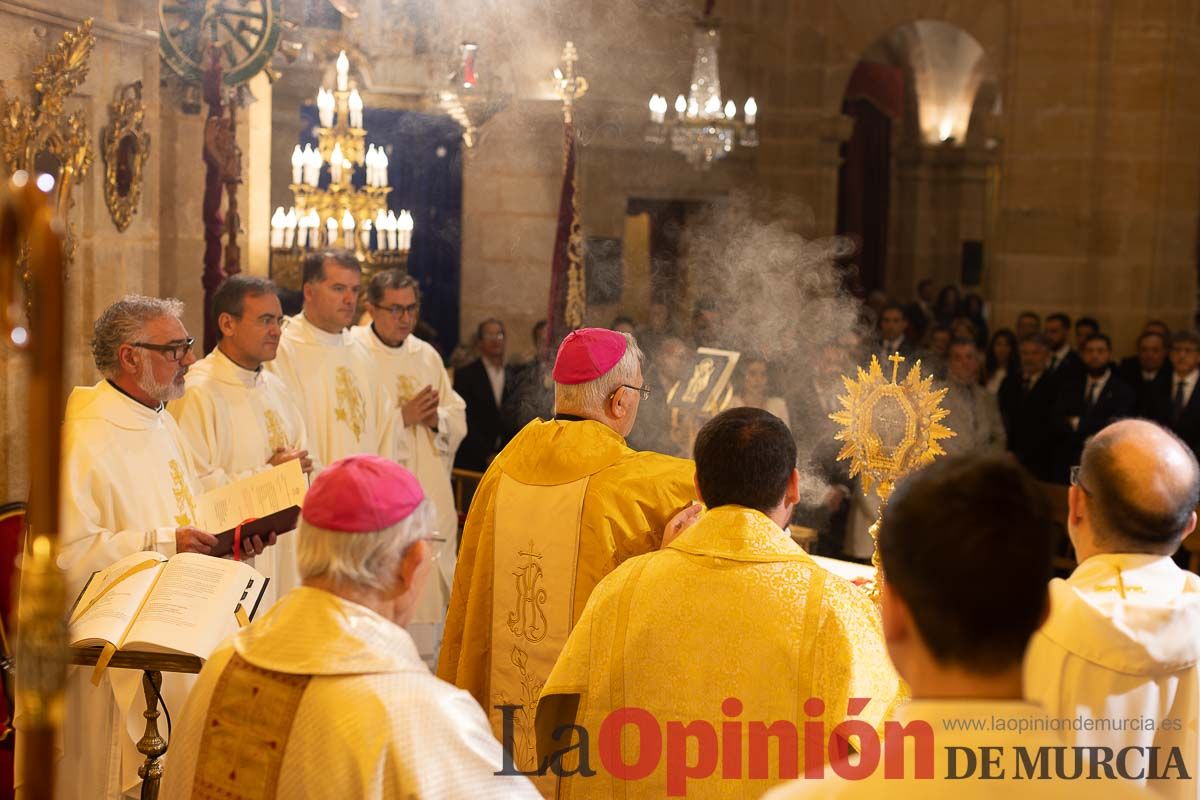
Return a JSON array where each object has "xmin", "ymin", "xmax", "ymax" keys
[
  {"xmin": 284, "ymin": 207, "xmax": 297, "ymax": 248},
  {"xmin": 336, "ymin": 50, "xmax": 349, "ymax": 92},
  {"xmin": 307, "ymin": 210, "xmax": 321, "ymax": 246},
  {"xmin": 360, "ymin": 219, "xmax": 372, "ymax": 251},
  {"xmin": 303, "ymin": 144, "xmax": 321, "ymax": 186},
  {"xmin": 348, "ymin": 89, "xmax": 363, "ymax": 129},
  {"xmin": 365, "ymin": 145, "xmax": 377, "ymax": 187},
  {"xmin": 704, "ymin": 95, "xmax": 721, "ymax": 117},
  {"xmin": 675, "ymin": 94, "xmax": 686, "ymax": 117},
  {"xmin": 291, "ymin": 145, "xmax": 303, "ymax": 184},
  {"xmin": 317, "ymin": 88, "xmax": 334, "ymax": 128},
  {"xmin": 385, "ymin": 210, "xmax": 398, "ymax": 250},
  {"xmin": 398, "ymin": 210, "xmax": 413, "ymax": 252},
  {"xmin": 297, "ymin": 217, "xmax": 309, "ymax": 249},
  {"xmin": 724, "ymin": 100, "xmax": 735, "ymax": 119},
  {"xmin": 341, "ymin": 209, "xmax": 356, "ymax": 249},
  {"xmin": 270, "ymin": 207, "xmax": 285, "ymax": 248},
  {"xmin": 330, "ymin": 143, "xmax": 343, "ymax": 185},
  {"xmin": 326, "ymin": 217, "xmax": 338, "ymax": 248},
  {"xmin": 744, "ymin": 96, "xmax": 757, "ymax": 125},
  {"xmin": 377, "ymin": 148, "xmax": 389, "ymax": 187}
]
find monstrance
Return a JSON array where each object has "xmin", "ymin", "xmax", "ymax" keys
[{"xmin": 829, "ymin": 353, "xmax": 954, "ymax": 600}]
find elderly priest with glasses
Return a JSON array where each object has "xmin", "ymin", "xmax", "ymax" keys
[
  {"xmin": 438, "ymin": 327, "xmax": 698, "ymax": 789},
  {"xmin": 161, "ymin": 455, "xmax": 539, "ymax": 799},
  {"xmin": 16, "ymin": 295, "xmax": 271, "ymax": 800}
]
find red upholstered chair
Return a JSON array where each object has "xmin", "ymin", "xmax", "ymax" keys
[{"xmin": 0, "ymin": 501, "xmax": 23, "ymax": 800}]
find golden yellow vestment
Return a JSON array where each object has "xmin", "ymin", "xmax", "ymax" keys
[
  {"xmin": 534, "ymin": 506, "xmax": 905, "ymax": 799},
  {"xmin": 437, "ymin": 418, "xmax": 695, "ymax": 772}
]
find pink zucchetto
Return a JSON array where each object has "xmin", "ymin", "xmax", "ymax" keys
[
  {"xmin": 552, "ymin": 328, "xmax": 629, "ymax": 385},
  {"xmin": 301, "ymin": 455, "xmax": 424, "ymax": 533}
]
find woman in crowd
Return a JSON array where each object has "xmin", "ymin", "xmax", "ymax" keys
[
  {"xmin": 985, "ymin": 328, "xmax": 1020, "ymax": 394},
  {"xmin": 731, "ymin": 355, "xmax": 791, "ymax": 429}
]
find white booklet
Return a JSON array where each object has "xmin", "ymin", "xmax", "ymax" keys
[{"xmin": 68, "ymin": 550, "xmax": 267, "ymax": 660}]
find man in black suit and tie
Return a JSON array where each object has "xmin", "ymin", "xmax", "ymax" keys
[
  {"xmin": 1044, "ymin": 312, "xmax": 1084, "ymax": 384},
  {"xmin": 875, "ymin": 303, "xmax": 915, "ymax": 364},
  {"xmin": 998, "ymin": 334, "xmax": 1060, "ymax": 481},
  {"xmin": 453, "ymin": 318, "xmax": 514, "ymax": 471},
  {"xmin": 1154, "ymin": 330, "xmax": 1200, "ymax": 459},
  {"xmin": 1117, "ymin": 330, "xmax": 1173, "ymax": 418},
  {"xmin": 1052, "ymin": 333, "xmax": 1136, "ymax": 482}
]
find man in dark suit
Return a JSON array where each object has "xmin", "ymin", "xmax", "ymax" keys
[
  {"xmin": 1148, "ymin": 330, "xmax": 1200, "ymax": 459},
  {"xmin": 1044, "ymin": 312, "xmax": 1084, "ymax": 384},
  {"xmin": 1118, "ymin": 330, "xmax": 1173, "ymax": 418},
  {"xmin": 453, "ymin": 318, "xmax": 514, "ymax": 471},
  {"xmin": 904, "ymin": 278, "xmax": 935, "ymax": 343},
  {"xmin": 1052, "ymin": 333, "xmax": 1136, "ymax": 482},
  {"xmin": 999, "ymin": 334, "xmax": 1060, "ymax": 481},
  {"xmin": 874, "ymin": 303, "xmax": 916, "ymax": 364}
]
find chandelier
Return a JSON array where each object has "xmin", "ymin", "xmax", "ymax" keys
[
  {"xmin": 435, "ymin": 43, "xmax": 509, "ymax": 149},
  {"xmin": 270, "ymin": 50, "xmax": 411, "ymax": 289},
  {"xmin": 645, "ymin": 21, "xmax": 758, "ymax": 170}
]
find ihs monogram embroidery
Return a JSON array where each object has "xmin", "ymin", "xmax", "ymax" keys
[
  {"xmin": 169, "ymin": 459, "xmax": 197, "ymax": 526},
  {"xmin": 264, "ymin": 409, "xmax": 288, "ymax": 450},
  {"xmin": 334, "ymin": 367, "xmax": 367, "ymax": 441}
]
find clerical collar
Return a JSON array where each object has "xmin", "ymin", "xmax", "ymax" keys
[
  {"xmin": 370, "ymin": 323, "xmax": 406, "ymax": 350},
  {"xmin": 106, "ymin": 379, "xmax": 163, "ymax": 412},
  {"xmin": 553, "ymin": 413, "xmax": 591, "ymax": 422}
]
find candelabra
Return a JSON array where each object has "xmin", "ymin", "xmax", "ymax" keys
[
  {"xmin": 270, "ymin": 50, "xmax": 413, "ymax": 289},
  {"xmin": 645, "ymin": 20, "xmax": 758, "ymax": 170}
]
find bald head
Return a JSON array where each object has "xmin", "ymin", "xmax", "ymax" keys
[{"xmin": 1079, "ymin": 420, "xmax": 1200, "ymax": 552}]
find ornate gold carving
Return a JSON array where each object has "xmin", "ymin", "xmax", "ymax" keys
[
  {"xmin": 0, "ymin": 19, "xmax": 96, "ymax": 312},
  {"xmin": 264, "ymin": 409, "xmax": 287, "ymax": 451},
  {"xmin": 830, "ymin": 353, "xmax": 954, "ymax": 599},
  {"xmin": 333, "ymin": 366, "xmax": 366, "ymax": 441},
  {"xmin": 101, "ymin": 82, "xmax": 151, "ymax": 232},
  {"xmin": 507, "ymin": 542, "xmax": 548, "ymax": 644},
  {"xmin": 169, "ymin": 459, "xmax": 198, "ymax": 526}
]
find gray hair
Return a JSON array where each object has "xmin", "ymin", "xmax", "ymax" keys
[
  {"xmin": 91, "ymin": 295, "xmax": 185, "ymax": 378},
  {"xmin": 367, "ymin": 269, "xmax": 420, "ymax": 306},
  {"xmin": 297, "ymin": 498, "xmax": 435, "ymax": 592},
  {"xmin": 555, "ymin": 332, "xmax": 644, "ymax": 412}
]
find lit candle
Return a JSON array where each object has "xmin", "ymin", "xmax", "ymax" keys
[
  {"xmin": 291, "ymin": 145, "xmax": 303, "ymax": 184},
  {"xmin": 270, "ymin": 207, "xmax": 285, "ymax": 248},
  {"xmin": 307, "ymin": 210, "xmax": 321, "ymax": 246},
  {"xmin": 348, "ymin": 89, "xmax": 363, "ymax": 129},
  {"xmin": 336, "ymin": 50, "xmax": 350, "ymax": 92},
  {"xmin": 366, "ymin": 145, "xmax": 377, "ymax": 186},
  {"xmin": 360, "ymin": 219, "xmax": 372, "ymax": 251},
  {"xmin": 744, "ymin": 96, "xmax": 757, "ymax": 125},
  {"xmin": 385, "ymin": 210, "xmax": 398, "ymax": 250},
  {"xmin": 377, "ymin": 148, "xmax": 389, "ymax": 187},
  {"xmin": 297, "ymin": 214, "xmax": 309, "ymax": 249},
  {"xmin": 284, "ymin": 207, "xmax": 297, "ymax": 248},
  {"xmin": 724, "ymin": 99, "xmax": 735, "ymax": 119},
  {"xmin": 326, "ymin": 216, "xmax": 338, "ymax": 248},
  {"xmin": 317, "ymin": 88, "xmax": 334, "ymax": 128},
  {"xmin": 330, "ymin": 143, "xmax": 343, "ymax": 185},
  {"xmin": 688, "ymin": 97, "xmax": 699, "ymax": 118},
  {"xmin": 704, "ymin": 95, "xmax": 721, "ymax": 117},
  {"xmin": 341, "ymin": 209, "xmax": 356, "ymax": 249},
  {"xmin": 675, "ymin": 94, "xmax": 686, "ymax": 117},
  {"xmin": 398, "ymin": 210, "xmax": 413, "ymax": 252},
  {"xmin": 303, "ymin": 144, "xmax": 321, "ymax": 186}
]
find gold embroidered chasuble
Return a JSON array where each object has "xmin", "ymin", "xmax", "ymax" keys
[
  {"xmin": 535, "ymin": 506, "xmax": 906, "ymax": 799},
  {"xmin": 437, "ymin": 418, "xmax": 695, "ymax": 769}
]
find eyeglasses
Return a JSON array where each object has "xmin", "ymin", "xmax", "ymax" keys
[
  {"xmin": 481, "ymin": 332, "xmax": 505, "ymax": 341},
  {"xmin": 424, "ymin": 535, "xmax": 447, "ymax": 562},
  {"xmin": 131, "ymin": 337, "xmax": 194, "ymax": 362},
  {"xmin": 1069, "ymin": 465, "xmax": 1090, "ymax": 495},
  {"xmin": 613, "ymin": 383, "xmax": 651, "ymax": 401},
  {"xmin": 372, "ymin": 302, "xmax": 420, "ymax": 319}
]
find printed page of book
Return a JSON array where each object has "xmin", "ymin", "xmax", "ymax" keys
[
  {"xmin": 810, "ymin": 554, "xmax": 875, "ymax": 584},
  {"xmin": 68, "ymin": 551, "xmax": 166, "ymax": 648},
  {"xmin": 121, "ymin": 553, "xmax": 265, "ymax": 659},
  {"xmin": 196, "ymin": 459, "xmax": 307, "ymax": 534}
]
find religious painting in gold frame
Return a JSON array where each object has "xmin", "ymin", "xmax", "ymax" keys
[
  {"xmin": 830, "ymin": 353, "xmax": 954, "ymax": 600},
  {"xmin": 668, "ymin": 347, "xmax": 740, "ymax": 415},
  {"xmin": 101, "ymin": 82, "xmax": 151, "ymax": 232}
]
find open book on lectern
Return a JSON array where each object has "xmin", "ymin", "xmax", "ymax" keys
[{"xmin": 68, "ymin": 550, "xmax": 266, "ymax": 661}]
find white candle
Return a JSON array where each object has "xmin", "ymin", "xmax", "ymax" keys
[
  {"xmin": 317, "ymin": 88, "xmax": 334, "ymax": 128},
  {"xmin": 297, "ymin": 220, "xmax": 309, "ymax": 249},
  {"xmin": 326, "ymin": 217, "xmax": 338, "ymax": 248},
  {"xmin": 348, "ymin": 89, "xmax": 363, "ymax": 129},
  {"xmin": 724, "ymin": 100, "xmax": 735, "ymax": 119},
  {"xmin": 306, "ymin": 210, "xmax": 321, "ymax": 245},
  {"xmin": 336, "ymin": 50, "xmax": 349, "ymax": 92},
  {"xmin": 341, "ymin": 209, "xmax": 356, "ymax": 249},
  {"xmin": 744, "ymin": 96, "xmax": 757, "ymax": 125},
  {"xmin": 386, "ymin": 210, "xmax": 398, "ymax": 250},
  {"xmin": 270, "ymin": 207, "xmax": 285, "ymax": 248},
  {"xmin": 291, "ymin": 145, "xmax": 303, "ymax": 184},
  {"xmin": 360, "ymin": 219, "xmax": 372, "ymax": 251},
  {"xmin": 675, "ymin": 94, "xmax": 686, "ymax": 117},
  {"xmin": 303, "ymin": 144, "xmax": 321, "ymax": 186},
  {"xmin": 284, "ymin": 207, "xmax": 297, "ymax": 248},
  {"xmin": 377, "ymin": 149, "xmax": 389, "ymax": 187},
  {"xmin": 330, "ymin": 143, "xmax": 343, "ymax": 185},
  {"xmin": 366, "ymin": 145, "xmax": 377, "ymax": 187},
  {"xmin": 398, "ymin": 210, "xmax": 413, "ymax": 252}
]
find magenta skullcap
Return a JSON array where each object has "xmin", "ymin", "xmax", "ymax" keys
[{"xmin": 301, "ymin": 455, "xmax": 424, "ymax": 533}]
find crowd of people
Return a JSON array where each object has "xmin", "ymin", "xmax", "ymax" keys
[{"xmin": 33, "ymin": 249, "xmax": 1200, "ymax": 798}]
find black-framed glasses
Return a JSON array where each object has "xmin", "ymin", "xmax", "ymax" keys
[
  {"xmin": 613, "ymin": 383, "xmax": 651, "ymax": 401},
  {"xmin": 131, "ymin": 337, "xmax": 194, "ymax": 362},
  {"xmin": 1069, "ymin": 465, "xmax": 1090, "ymax": 494},
  {"xmin": 371, "ymin": 301, "xmax": 420, "ymax": 319}
]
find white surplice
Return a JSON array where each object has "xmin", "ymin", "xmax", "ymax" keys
[
  {"xmin": 350, "ymin": 324, "xmax": 466, "ymax": 661},
  {"xmin": 17, "ymin": 380, "xmax": 213, "ymax": 800},
  {"xmin": 264, "ymin": 313, "xmax": 387, "ymax": 470},
  {"xmin": 1025, "ymin": 553, "xmax": 1200, "ymax": 799},
  {"xmin": 169, "ymin": 346, "xmax": 309, "ymax": 610},
  {"xmin": 160, "ymin": 587, "xmax": 540, "ymax": 800},
  {"xmin": 764, "ymin": 700, "xmax": 1149, "ymax": 798}
]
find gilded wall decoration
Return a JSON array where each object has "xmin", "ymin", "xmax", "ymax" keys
[{"xmin": 101, "ymin": 82, "xmax": 150, "ymax": 232}]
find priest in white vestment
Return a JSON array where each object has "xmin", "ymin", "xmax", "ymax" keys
[
  {"xmin": 768, "ymin": 455, "xmax": 1146, "ymax": 799},
  {"xmin": 171, "ymin": 275, "xmax": 313, "ymax": 611},
  {"xmin": 160, "ymin": 456, "xmax": 539, "ymax": 799},
  {"xmin": 351, "ymin": 270, "xmax": 466, "ymax": 667},
  {"xmin": 1025, "ymin": 419, "xmax": 1200, "ymax": 800},
  {"xmin": 16, "ymin": 296, "xmax": 268, "ymax": 800},
  {"xmin": 265, "ymin": 251, "xmax": 388, "ymax": 469}
]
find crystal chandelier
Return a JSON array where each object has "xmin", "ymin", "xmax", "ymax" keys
[
  {"xmin": 646, "ymin": 21, "xmax": 758, "ymax": 170},
  {"xmin": 270, "ymin": 50, "xmax": 412, "ymax": 287}
]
